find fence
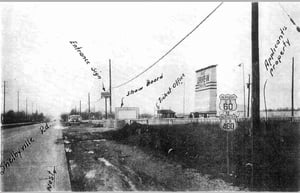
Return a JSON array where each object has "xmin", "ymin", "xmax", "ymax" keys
[
  {"xmin": 89, "ymin": 116, "xmax": 300, "ymax": 129},
  {"xmin": 130, "ymin": 116, "xmax": 300, "ymax": 126},
  {"xmin": 131, "ymin": 118, "xmax": 219, "ymax": 126}
]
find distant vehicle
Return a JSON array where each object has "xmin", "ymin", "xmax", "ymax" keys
[{"xmin": 67, "ymin": 115, "xmax": 82, "ymax": 125}]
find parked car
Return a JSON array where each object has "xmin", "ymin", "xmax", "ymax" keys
[{"xmin": 66, "ymin": 115, "xmax": 82, "ymax": 126}]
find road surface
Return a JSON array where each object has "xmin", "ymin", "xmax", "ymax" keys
[{"xmin": 1, "ymin": 121, "xmax": 71, "ymax": 192}]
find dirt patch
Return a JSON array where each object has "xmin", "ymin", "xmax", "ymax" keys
[{"xmin": 63, "ymin": 127, "xmax": 241, "ymax": 191}]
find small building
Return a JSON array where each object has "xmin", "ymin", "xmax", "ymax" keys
[{"xmin": 157, "ymin": 109, "xmax": 176, "ymax": 118}]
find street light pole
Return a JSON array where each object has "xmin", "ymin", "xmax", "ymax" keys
[
  {"xmin": 242, "ymin": 63, "xmax": 246, "ymax": 118},
  {"xmin": 239, "ymin": 63, "xmax": 246, "ymax": 118},
  {"xmin": 247, "ymin": 74, "xmax": 251, "ymax": 117},
  {"xmin": 109, "ymin": 59, "xmax": 112, "ymax": 115}
]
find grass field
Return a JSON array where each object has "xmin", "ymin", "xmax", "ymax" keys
[{"xmin": 103, "ymin": 120, "xmax": 299, "ymax": 191}]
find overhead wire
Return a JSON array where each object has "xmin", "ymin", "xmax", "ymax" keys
[
  {"xmin": 278, "ymin": 3, "xmax": 300, "ymax": 32},
  {"xmin": 112, "ymin": 2, "xmax": 224, "ymax": 89}
]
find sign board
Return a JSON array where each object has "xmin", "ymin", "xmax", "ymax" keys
[
  {"xmin": 194, "ymin": 65, "xmax": 217, "ymax": 114},
  {"xmin": 115, "ymin": 107, "xmax": 139, "ymax": 120},
  {"xmin": 101, "ymin": 92, "xmax": 111, "ymax": 98}
]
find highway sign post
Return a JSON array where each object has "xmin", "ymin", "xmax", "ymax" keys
[
  {"xmin": 219, "ymin": 94, "xmax": 238, "ymax": 175},
  {"xmin": 101, "ymin": 92, "xmax": 111, "ymax": 119}
]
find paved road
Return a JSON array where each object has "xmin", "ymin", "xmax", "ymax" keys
[{"xmin": 1, "ymin": 121, "xmax": 71, "ymax": 191}]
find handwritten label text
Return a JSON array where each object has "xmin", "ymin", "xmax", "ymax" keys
[
  {"xmin": 69, "ymin": 41, "xmax": 102, "ymax": 79},
  {"xmin": 126, "ymin": 73, "xmax": 163, "ymax": 97},
  {"xmin": 264, "ymin": 26, "xmax": 291, "ymax": 77},
  {"xmin": 0, "ymin": 137, "xmax": 34, "ymax": 175},
  {"xmin": 156, "ymin": 73, "xmax": 185, "ymax": 106}
]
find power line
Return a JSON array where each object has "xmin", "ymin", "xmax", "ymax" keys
[
  {"xmin": 112, "ymin": 2, "xmax": 224, "ymax": 89},
  {"xmin": 278, "ymin": 3, "xmax": 300, "ymax": 32}
]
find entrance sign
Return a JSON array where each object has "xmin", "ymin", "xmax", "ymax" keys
[{"xmin": 101, "ymin": 92, "xmax": 111, "ymax": 98}]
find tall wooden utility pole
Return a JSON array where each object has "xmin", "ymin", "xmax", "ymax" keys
[
  {"xmin": 183, "ymin": 79, "xmax": 185, "ymax": 115},
  {"xmin": 242, "ymin": 63, "xmax": 246, "ymax": 118},
  {"xmin": 251, "ymin": 2, "xmax": 260, "ymax": 190},
  {"xmin": 291, "ymin": 57, "xmax": 294, "ymax": 118},
  {"xmin": 247, "ymin": 74, "xmax": 251, "ymax": 117},
  {"xmin": 88, "ymin": 93, "xmax": 90, "ymax": 120},
  {"xmin": 17, "ymin": 91, "xmax": 20, "ymax": 113},
  {"xmin": 109, "ymin": 59, "xmax": 112, "ymax": 115},
  {"xmin": 3, "ymin": 81, "xmax": 6, "ymax": 115},
  {"xmin": 79, "ymin": 100, "xmax": 81, "ymax": 116},
  {"xmin": 105, "ymin": 97, "xmax": 108, "ymax": 119},
  {"xmin": 26, "ymin": 98, "xmax": 28, "ymax": 119},
  {"xmin": 252, "ymin": 2, "xmax": 260, "ymax": 129}
]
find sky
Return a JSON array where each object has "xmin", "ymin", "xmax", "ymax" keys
[{"xmin": 1, "ymin": 2, "xmax": 300, "ymax": 118}]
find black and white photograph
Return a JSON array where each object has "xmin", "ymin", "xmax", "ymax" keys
[{"xmin": 1, "ymin": 1, "xmax": 300, "ymax": 191}]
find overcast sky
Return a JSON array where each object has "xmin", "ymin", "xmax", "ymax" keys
[{"xmin": 1, "ymin": 2, "xmax": 300, "ymax": 118}]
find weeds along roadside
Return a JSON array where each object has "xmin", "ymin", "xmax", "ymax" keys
[{"xmin": 105, "ymin": 120, "xmax": 299, "ymax": 191}]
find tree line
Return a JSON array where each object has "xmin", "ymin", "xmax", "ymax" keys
[
  {"xmin": 1, "ymin": 110, "xmax": 46, "ymax": 124},
  {"xmin": 60, "ymin": 109, "xmax": 115, "ymax": 122}
]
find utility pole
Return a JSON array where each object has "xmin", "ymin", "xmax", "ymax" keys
[
  {"xmin": 252, "ymin": 1, "xmax": 260, "ymax": 127},
  {"xmin": 17, "ymin": 91, "xmax": 20, "ymax": 113},
  {"xmin": 105, "ymin": 97, "xmax": 108, "ymax": 119},
  {"xmin": 2, "ymin": 81, "xmax": 6, "ymax": 123},
  {"xmin": 251, "ymin": 2, "xmax": 260, "ymax": 190},
  {"xmin": 291, "ymin": 57, "xmax": 294, "ymax": 118},
  {"xmin": 79, "ymin": 100, "xmax": 81, "ymax": 116},
  {"xmin": 183, "ymin": 78, "xmax": 185, "ymax": 115},
  {"xmin": 109, "ymin": 59, "xmax": 112, "ymax": 116},
  {"xmin": 26, "ymin": 98, "xmax": 28, "ymax": 119},
  {"xmin": 247, "ymin": 74, "xmax": 251, "ymax": 117},
  {"xmin": 226, "ymin": 132, "xmax": 230, "ymax": 175},
  {"xmin": 3, "ymin": 81, "xmax": 6, "ymax": 115},
  {"xmin": 239, "ymin": 63, "xmax": 247, "ymax": 117},
  {"xmin": 88, "ymin": 93, "xmax": 90, "ymax": 120},
  {"xmin": 242, "ymin": 63, "xmax": 246, "ymax": 118}
]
